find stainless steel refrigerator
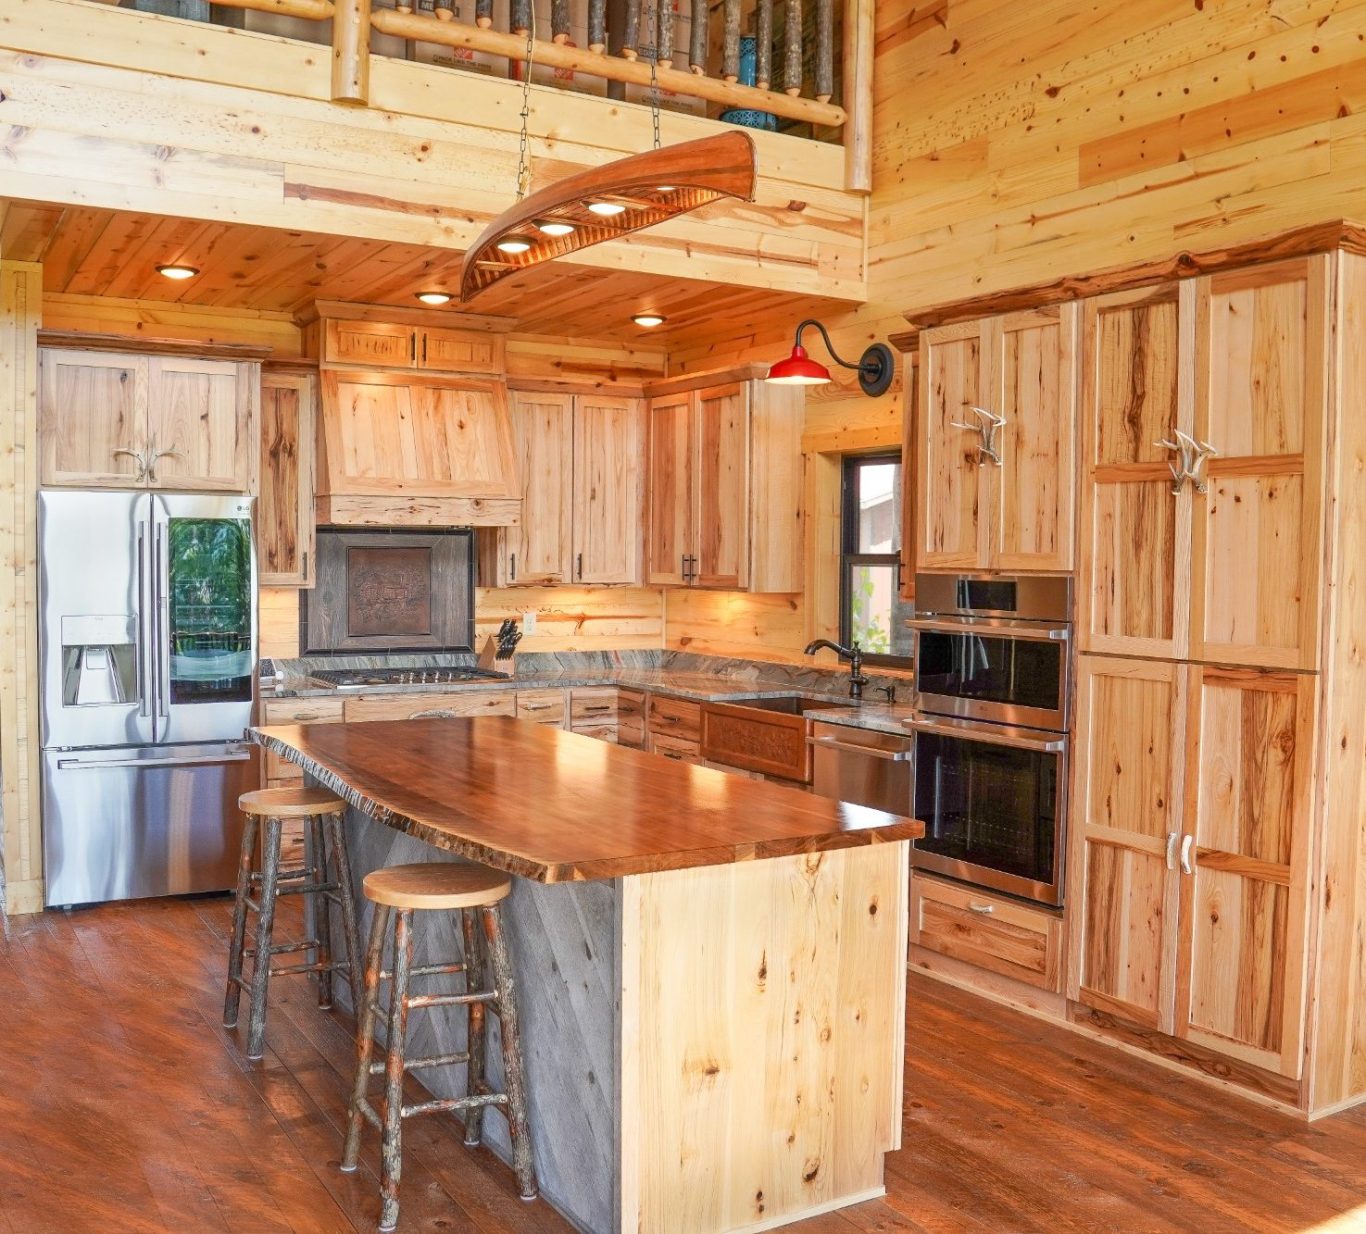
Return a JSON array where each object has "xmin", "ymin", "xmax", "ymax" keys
[{"xmin": 39, "ymin": 491, "xmax": 259, "ymax": 907}]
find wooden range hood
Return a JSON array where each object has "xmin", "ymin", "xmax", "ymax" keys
[{"xmin": 316, "ymin": 367, "xmax": 522, "ymax": 529}]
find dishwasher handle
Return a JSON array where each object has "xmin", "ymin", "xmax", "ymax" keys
[{"xmin": 806, "ymin": 735, "xmax": 913, "ymax": 762}]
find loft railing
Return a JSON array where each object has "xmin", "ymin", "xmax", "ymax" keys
[{"xmin": 147, "ymin": 0, "xmax": 871, "ymax": 189}]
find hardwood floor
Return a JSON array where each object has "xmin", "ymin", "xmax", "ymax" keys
[{"xmin": 2, "ymin": 896, "xmax": 1364, "ymax": 1234}]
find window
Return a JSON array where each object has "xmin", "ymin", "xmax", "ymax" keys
[{"xmin": 839, "ymin": 453, "xmax": 913, "ymax": 667}]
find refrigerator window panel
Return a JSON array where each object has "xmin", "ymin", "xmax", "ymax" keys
[{"xmin": 167, "ymin": 517, "xmax": 254, "ymax": 705}]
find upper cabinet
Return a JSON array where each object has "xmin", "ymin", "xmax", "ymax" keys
[
  {"xmin": 916, "ymin": 306, "xmax": 1078, "ymax": 574},
  {"xmin": 258, "ymin": 367, "xmax": 316, "ymax": 587},
  {"xmin": 321, "ymin": 318, "xmax": 504, "ymax": 374},
  {"xmin": 1078, "ymin": 257, "xmax": 1327, "ymax": 670},
  {"xmin": 39, "ymin": 348, "xmax": 257, "ymax": 492},
  {"xmin": 480, "ymin": 391, "xmax": 644, "ymax": 587},
  {"xmin": 645, "ymin": 378, "xmax": 803, "ymax": 593}
]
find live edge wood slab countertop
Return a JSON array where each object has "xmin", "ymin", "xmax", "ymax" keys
[{"xmin": 252, "ymin": 717, "xmax": 925, "ymax": 883}]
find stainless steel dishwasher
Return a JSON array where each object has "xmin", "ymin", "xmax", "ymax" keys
[{"xmin": 808, "ymin": 721, "xmax": 914, "ymax": 813}]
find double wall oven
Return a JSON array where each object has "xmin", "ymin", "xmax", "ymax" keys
[{"xmin": 907, "ymin": 574, "xmax": 1071, "ymax": 906}]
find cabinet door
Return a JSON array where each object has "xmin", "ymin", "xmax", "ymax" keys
[
  {"xmin": 646, "ymin": 395, "xmax": 695, "ymax": 586},
  {"xmin": 146, "ymin": 357, "xmax": 253, "ymax": 491},
  {"xmin": 918, "ymin": 322, "xmax": 987, "ymax": 570},
  {"xmin": 503, "ymin": 392, "xmax": 573, "ymax": 586},
  {"xmin": 1190, "ymin": 258, "xmax": 1328, "ymax": 671},
  {"xmin": 323, "ymin": 320, "xmax": 415, "ymax": 368},
  {"xmin": 693, "ymin": 383, "xmax": 749, "ymax": 589},
  {"xmin": 39, "ymin": 350, "xmax": 147, "ymax": 487},
  {"xmin": 1069, "ymin": 655, "xmax": 1186, "ymax": 1032},
  {"xmin": 1077, "ymin": 285, "xmax": 1191, "ymax": 658},
  {"xmin": 1176, "ymin": 667, "xmax": 1315, "ymax": 1079},
  {"xmin": 993, "ymin": 306, "xmax": 1078, "ymax": 572},
  {"xmin": 418, "ymin": 327, "xmax": 504, "ymax": 375},
  {"xmin": 259, "ymin": 370, "xmax": 316, "ymax": 586},
  {"xmin": 573, "ymin": 395, "xmax": 644, "ymax": 585},
  {"xmin": 319, "ymin": 371, "xmax": 518, "ymax": 499}
]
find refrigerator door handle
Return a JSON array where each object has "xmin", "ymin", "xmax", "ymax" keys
[
  {"xmin": 136, "ymin": 519, "xmax": 152, "ymax": 719},
  {"xmin": 55, "ymin": 750, "xmax": 253, "ymax": 771},
  {"xmin": 154, "ymin": 516, "xmax": 171, "ymax": 721}
]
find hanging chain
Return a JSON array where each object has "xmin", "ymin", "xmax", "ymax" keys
[
  {"xmin": 515, "ymin": 9, "xmax": 535, "ymax": 199},
  {"xmin": 648, "ymin": 47, "xmax": 661, "ymax": 150}
]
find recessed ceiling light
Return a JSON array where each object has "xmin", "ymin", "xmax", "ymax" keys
[
  {"xmin": 415, "ymin": 291, "xmax": 452, "ymax": 305},
  {"xmin": 632, "ymin": 313, "xmax": 666, "ymax": 328},
  {"xmin": 496, "ymin": 235, "xmax": 533, "ymax": 254},
  {"xmin": 156, "ymin": 264, "xmax": 199, "ymax": 281},
  {"xmin": 587, "ymin": 201, "xmax": 628, "ymax": 217},
  {"xmin": 536, "ymin": 220, "xmax": 576, "ymax": 237}
]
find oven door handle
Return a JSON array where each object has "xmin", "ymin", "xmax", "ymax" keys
[
  {"xmin": 805, "ymin": 736, "xmax": 913, "ymax": 761},
  {"xmin": 905, "ymin": 616, "xmax": 1071, "ymax": 642},
  {"xmin": 903, "ymin": 717, "xmax": 1066, "ymax": 753}
]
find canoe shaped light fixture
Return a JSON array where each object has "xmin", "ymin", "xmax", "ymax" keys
[
  {"xmin": 767, "ymin": 319, "xmax": 896, "ymax": 397},
  {"xmin": 459, "ymin": 131, "xmax": 758, "ymax": 302}
]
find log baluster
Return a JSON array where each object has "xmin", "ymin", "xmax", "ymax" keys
[
  {"xmin": 657, "ymin": 0, "xmax": 674, "ymax": 67},
  {"xmin": 722, "ymin": 0, "xmax": 740, "ymax": 82},
  {"xmin": 622, "ymin": 0, "xmax": 640, "ymax": 58},
  {"xmin": 331, "ymin": 0, "xmax": 372, "ymax": 104},
  {"xmin": 756, "ymin": 0, "xmax": 772, "ymax": 89},
  {"xmin": 511, "ymin": 0, "xmax": 531, "ymax": 35},
  {"xmin": 551, "ymin": 0, "xmax": 570, "ymax": 43},
  {"xmin": 689, "ymin": 0, "xmax": 705, "ymax": 74},
  {"xmin": 475, "ymin": 0, "xmax": 492, "ymax": 25},
  {"xmin": 589, "ymin": 0, "xmax": 606, "ymax": 52},
  {"xmin": 814, "ymin": 0, "xmax": 832, "ymax": 101},
  {"xmin": 784, "ymin": 0, "xmax": 802, "ymax": 96}
]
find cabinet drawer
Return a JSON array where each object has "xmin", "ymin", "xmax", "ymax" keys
[
  {"xmin": 910, "ymin": 875, "xmax": 1063, "ymax": 992},
  {"xmin": 261, "ymin": 699, "xmax": 345, "ymax": 781},
  {"xmin": 419, "ymin": 327, "xmax": 504, "ymax": 374},
  {"xmin": 323, "ymin": 320, "xmax": 415, "ymax": 368},
  {"xmin": 517, "ymin": 689, "xmax": 567, "ymax": 726},
  {"xmin": 648, "ymin": 695, "xmax": 701, "ymax": 742},
  {"xmin": 571, "ymin": 688, "xmax": 619, "ymax": 725},
  {"xmin": 574, "ymin": 723, "xmax": 619, "ymax": 744},
  {"xmin": 343, "ymin": 691, "xmax": 516, "ymax": 722},
  {"xmin": 651, "ymin": 732, "xmax": 702, "ymax": 763}
]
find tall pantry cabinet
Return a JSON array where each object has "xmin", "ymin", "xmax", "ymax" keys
[{"xmin": 1068, "ymin": 250, "xmax": 1366, "ymax": 1113}]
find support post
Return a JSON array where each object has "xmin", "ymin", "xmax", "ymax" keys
[
  {"xmin": 842, "ymin": 0, "xmax": 873, "ymax": 191},
  {"xmin": 332, "ymin": 0, "xmax": 372, "ymax": 104},
  {"xmin": 0, "ymin": 255, "xmax": 44, "ymax": 917}
]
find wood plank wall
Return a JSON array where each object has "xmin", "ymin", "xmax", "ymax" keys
[
  {"xmin": 666, "ymin": 0, "xmax": 1366, "ymax": 663},
  {"xmin": 0, "ymin": 259, "xmax": 44, "ymax": 915}
]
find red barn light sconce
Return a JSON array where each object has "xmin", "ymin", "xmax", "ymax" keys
[{"xmin": 766, "ymin": 319, "xmax": 896, "ymax": 397}]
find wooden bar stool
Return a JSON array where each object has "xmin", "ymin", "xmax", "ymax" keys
[
  {"xmin": 223, "ymin": 786, "xmax": 362, "ymax": 1060},
  {"xmin": 341, "ymin": 862, "xmax": 537, "ymax": 1232}
]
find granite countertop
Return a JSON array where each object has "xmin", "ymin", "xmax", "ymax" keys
[
  {"xmin": 253, "ymin": 718, "xmax": 924, "ymax": 883},
  {"xmin": 261, "ymin": 652, "xmax": 919, "ymax": 736}
]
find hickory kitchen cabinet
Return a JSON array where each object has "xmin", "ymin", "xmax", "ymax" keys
[
  {"xmin": 645, "ymin": 376, "xmax": 804, "ymax": 592},
  {"xmin": 319, "ymin": 317, "xmax": 504, "ymax": 375},
  {"xmin": 1069, "ymin": 656, "xmax": 1316, "ymax": 1082},
  {"xmin": 39, "ymin": 347, "xmax": 258, "ymax": 492},
  {"xmin": 1077, "ymin": 257, "xmax": 1328, "ymax": 672},
  {"xmin": 258, "ymin": 366, "xmax": 316, "ymax": 587},
  {"xmin": 479, "ymin": 391, "xmax": 645, "ymax": 586},
  {"xmin": 916, "ymin": 305, "xmax": 1078, "ymax": 573}
]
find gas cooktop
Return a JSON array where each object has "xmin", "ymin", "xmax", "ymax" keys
[{"xmin": 308, "ymin": 667, "xmax": 511, "ymax": 691}]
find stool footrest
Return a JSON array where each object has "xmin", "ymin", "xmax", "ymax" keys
[
  {"xmin": 271, "ymin": 880, "xmax": 340, "ymax": 898},
  {"xmin": 244, "ymin": 939, "xmax": 321, "ymax": 959},
  {"xmin": 368, "ymin": 1049, "xmax": 471, "ymax": 1076},
  {"xmin": 250, "ymin": 867, "xmax": 311, "ymax": 884},
  {"xmin": 405, "ymin": 991, "xmax": 495, "ymax": 1010},
  {"xmin": 409, "ymin": 961, "xmax": 466, "ymax": 978},
  {"xmin": 402, "ymin": 1093, "xmax": 508, "ymax": 1120}
]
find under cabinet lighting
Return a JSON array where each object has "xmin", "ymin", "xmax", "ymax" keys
[
  {"xmin": 632, "ymin": 313, "xmax": 666, "ymax": 328},
  {"xmin": 415, "ymin": 291, "xmax": 452, "ymax": 305},
  {"xmin": 157, "ymin": 264, "xmax": 199, "ymax": 281}
]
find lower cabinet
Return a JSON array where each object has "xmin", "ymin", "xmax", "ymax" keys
[
  {"xmin": 911, "ymin": 874, "xmax": 1064, "ymax": 993},
  {"xmin": 258, "ymin": 697, "xmax": 346, "ymax": 865},
  {"xmin": 517, "ymin": 688, "xmax": 568, "ymax": 728},
  {"xmin": 342, "ymin": 691, "xmax": 518, "ymax": 722},
  {"xmin": 1069, "ymin": 654, "xmax": 1316, "ymax": 1080},
  {"xmin": 645, "ymin": 696, "xmax": 703, "ymax": 763}
]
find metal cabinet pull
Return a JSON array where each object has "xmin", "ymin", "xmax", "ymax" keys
[
  {"xmin": 1179, "ymin": 834, "xmax": 1195, "ymax": 876},
  {"xmin": 510, "ymin": 552, "xmax": 517, "ymax": 583},
  {"xmin": 967, "ymin": 902, "xmax": 995, "ymax": 915},
  {"xmin": 1165, "ymin": 830, "xmax": 1179, "ymax": 871},
  {"xmin": 577, "ymin": 552, "xmax": 584, "ymax": 580},
  {"xmin": 522, "ymin": 703, "xmax": 555, "ymax": 711},
  {"xmin": 581, "ymin": 704, "xmax": 613, "ymax": 714}
]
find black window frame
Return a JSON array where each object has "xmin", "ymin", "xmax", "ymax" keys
[{"xmin": 838, "ymin": 452, "xmax": 911, "ymax": 669}]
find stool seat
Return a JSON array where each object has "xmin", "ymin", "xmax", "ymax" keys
[
  {"xmin": 363, "ymin": 862, "xmax": 512, "ymax": 910},
  {"xmin": 239, "ymin": 786, "xmax": 346, "ymax": 819}
]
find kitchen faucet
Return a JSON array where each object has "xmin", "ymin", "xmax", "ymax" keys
[{"xmin": 804, "ymin": 638, "xmax": 870, "ymax": 700}]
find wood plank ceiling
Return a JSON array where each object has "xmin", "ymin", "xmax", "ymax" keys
[{"xmin": 1, "ymin": 203, "xmax": 849, "ymax": 348}]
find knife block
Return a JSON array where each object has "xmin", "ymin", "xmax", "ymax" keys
[{"xmin": 476, "ymin": 635, "xmax": 517, "ymax": 676}]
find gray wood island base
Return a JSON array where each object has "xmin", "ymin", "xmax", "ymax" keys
[{"xmin": 252, "ymin": 718, "xmax": 923, "ymax": 1234}]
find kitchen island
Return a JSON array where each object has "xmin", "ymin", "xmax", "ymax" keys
[{"xmin": 253, "ymin": 717, "xmax": 923, "ymax": 1234}]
